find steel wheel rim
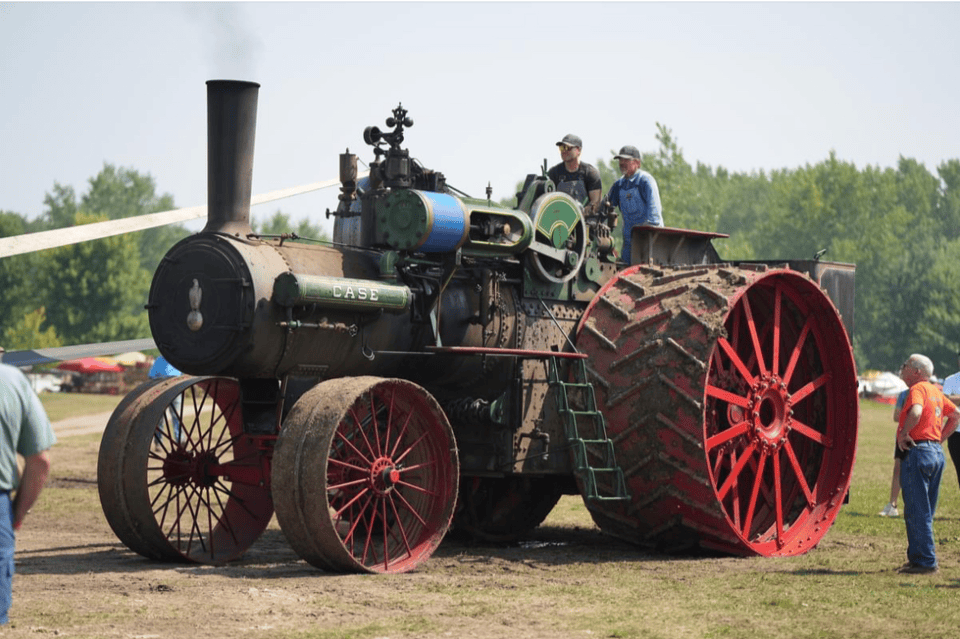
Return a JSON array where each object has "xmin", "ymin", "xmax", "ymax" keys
[
  {"xmin": 324, "ymin": 379, "xmax": 457, "ymax": 572},
  {"xmin": 704, "ymin": 272, "xmax": 857, "ymax": 555}
]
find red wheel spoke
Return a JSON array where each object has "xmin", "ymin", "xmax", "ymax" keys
[
  {"xmin": 381, "ymin": 499, "xmax": 390, "ymax": 571},
  {"xmin": 717, "ymin": 441, "xmax": 759, "ymax": 500},
  {"xmin": 790, "ymin": 372, "xmax": 830, "ymax": 405},
  {"xmin": 391, "ymin": 488, "xmax": 430, "ymax": 528},
  {"xmin": 369, "ymin": 393, "xmax": 384, "ymax": 458},
  {"xmin": 394, "ymin": 430, "xmax": 430, "ymax": 465},
  {"xmin": 728, "ymin": 450, "xmax": 741, "ymax": 529},
  {"xmin": 397, "ymin": 460, "xmax": 437, "ymax": 474},
  {"xmin": 742, "ymin": 448, "xmax": 768, "ymax": 538},
  {"xmin": 745, "ymin": 453, "xmax": 775, "ymax": 505},
  {"xmin": 705, "ymin": 421, "xmax": 750, "ymax": 452},
  {"xmin": 772, "ymin": 285, "xmax": 782, "ymax": 376},
  {"xmin": 349, "ymin": 408, "xmax": 379, "ymax": 461},
  {"xmin": 782, "ymin": 317, "xmax": 813, "ymax": 386},
  {"xmin": 783, "ymin": 440, "xmax": 815, "ymax": 506},
  {"xmin": 384, "ymin": 389, "xmax": 397, "ymax": 460},
  {"xmin": 705, "ymin": 385, "xmax": 751, "ymax": 408},
  {"xmin": 386, "ymin": 493, "xmax": 414, "ymax": 558},
  {"xmin": 328, "ymin": 457, "xmax": 372, "ymax": 475},
  {"xmin": 773, "ymin": 451, "xmax": 784, "ymax": 547},
  {"xmin": 790, "ymin": 418, "xmax": 831, "ymax": 447},
  {"xmin": 740, "ymin": 294, "xmax": 768, "ymax": 376},
  {"xmin": 717, "ymin": 338, "xmax": 757, "ymax": 386},
  {"xmin": 341, "ymin": 492, "xmax": 375, "ymax": 546},
  {"xmin": 335, "ymin": 427, "xmax": 373, "ymax": 465},
  {"xmin": 396, "ymin": 479, "xmax": 442, "ymax": 498},
  {"xmin": 327, "ymin": 476, "xmax": 370, "ymax": 492},
  {"xmin": 387, "ymin": 410, "xmax": 414, "ymax": 459}
]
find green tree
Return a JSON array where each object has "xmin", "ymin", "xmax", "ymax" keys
[
  {"xmin": 40, "ymin": 183, "xmax": 78, "ymax": 229},
  {"xmin": 252, "ymin": 210, "xmax": 329, "ymax": 241},
  {"xmin": 80, "ymin": 163, "xmax": 187, "ymax": 273},
  {"xmin": 42, "ymin": 212, "xmax": 150, "ymax": 344},
  {"xmin": 2, "ymin": 307, "xmax": 61, "ymax": 351},
  {"xmin": 0, "ymin": 211, "xmax": 49, "ymax": 337}
]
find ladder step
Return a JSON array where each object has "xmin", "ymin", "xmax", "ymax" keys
[{"xmin": 548, "ymin": 354, "xmax": 631, "ymax": 502}]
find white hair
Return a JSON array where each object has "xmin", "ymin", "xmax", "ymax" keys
[{"xmin": 908, "ymin": 353, "xmax": 934, "ymax": 378}]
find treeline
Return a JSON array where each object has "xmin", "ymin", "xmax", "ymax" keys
[
  {"xmin": 4, "ymin": 139, "xmax": 959, "ymax": 377},
  {"xmin": 0, "ymin": 163, "xmax": 327, "ymax": 352},
  {"xmin": 590, "ymin": 125, "xmax": 960, "ymax": 375}
]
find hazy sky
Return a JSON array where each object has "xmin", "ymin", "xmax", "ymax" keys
[{"xmin": 2, "ymin": 2, "xmax": 959, "ymax": 236}]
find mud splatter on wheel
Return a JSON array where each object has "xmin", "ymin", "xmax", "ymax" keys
[
  {"xmin": 575, "ymin": 264, "xmax": 858, "ymax": 556},
  {"xmin": 272, "ymin": 377, "xmax": 458, "ymax": 573}
]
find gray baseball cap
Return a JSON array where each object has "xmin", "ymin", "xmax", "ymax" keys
[
  {"xmin": 613, "ymin": 145, "xmax": 641, "ymax": 160},
  {"xmin": 556, "ymin": 134, "xmax": 582, "ymax": 148}
]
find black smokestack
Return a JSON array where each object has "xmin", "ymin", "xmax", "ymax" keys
[{"xmin": 204, "ymin": 80, "xmax": 260, "ymax": 235}]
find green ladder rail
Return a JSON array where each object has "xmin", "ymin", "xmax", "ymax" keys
[{"xmin": 548, "ymin": 356, "xmax": 630, "ymax": 503}]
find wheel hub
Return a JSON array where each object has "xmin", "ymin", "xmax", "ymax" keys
[
  {"xmin": 370, "ymin": 457, "xmax": 399, "ymax": 495},
  {"xmin": 162, "ymin": 450, "xmax": 220, "ymax": 488},
  {"xmin": 748, "ymin": 375, "xmax": 791, "ymax": 451}
]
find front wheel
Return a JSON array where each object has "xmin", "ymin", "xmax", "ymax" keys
[
  {"xmin": 97, "ymin": 377, "xmax": 274, "ymax": 564},
  {"xmin": 272, "ymin": 377, "xmax": 459, "ymax": 573}
]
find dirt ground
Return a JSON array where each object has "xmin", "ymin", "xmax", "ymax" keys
[
  {"xmin": 8, "ymin": 410, "xmax": 937, "ymax": 639},
  {"xmin": 9, "ymin": 411, "xmax": 675, "ymax": 639}
]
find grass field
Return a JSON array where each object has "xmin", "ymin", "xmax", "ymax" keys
[
  {"xmin": 14, "ymin": 396, "xmax": 960, "ymax": 638},
  {"xmin": 38, "ymin": 392, "xmax": 122, "ymax": 423}
]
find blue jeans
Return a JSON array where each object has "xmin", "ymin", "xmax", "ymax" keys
[
  {"xmin": 900, "ymin": 441, "xmax": 944, "ymax": 568},
  {"xmin": 0, "ymin": 492, "xmax": 14, "ymax": 624}
]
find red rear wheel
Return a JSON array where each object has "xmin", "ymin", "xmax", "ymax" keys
[{"xmin": 575, "ymin": 265, "xmax": 858, "ymax": 556}]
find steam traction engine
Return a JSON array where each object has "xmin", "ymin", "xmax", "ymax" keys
[{"xmin": 96, "ymin": 81, "xmax": 859, "ymax": 573}]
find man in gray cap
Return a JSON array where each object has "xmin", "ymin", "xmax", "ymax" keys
[
  {"xmin": 547, "ymin": 134, "xmax": 602, "ymax": 215},
  {"xmin": 607, "ymin": 145, "xmax": 662, "ymax": 265}
]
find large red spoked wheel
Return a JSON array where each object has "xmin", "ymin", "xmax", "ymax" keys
[
  {"xmin": 97, "ymin": 377, "xmax": 274, "ymax": 564},
  {"xmin": 272, "ymin": 377, "xmax": 459, "ymax": 573},
  {"xmin": 575, "ymin": 265, "xmax": 858, "ymax": 556}
]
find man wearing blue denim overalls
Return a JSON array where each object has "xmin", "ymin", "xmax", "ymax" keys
[
  {"xmin": 896, "ymin": 353, "xmax": 960, "ymax": 574},
  {"xmin": 606, "ymin": 145, "xmax": 663, "ymax": 265}
]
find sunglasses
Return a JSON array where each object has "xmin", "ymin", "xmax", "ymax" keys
[{"xmin": 559, "ymin": 144, "xmax": 574, "ymax": 152}]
